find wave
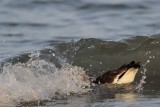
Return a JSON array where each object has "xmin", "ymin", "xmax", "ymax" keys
[
  {"xmin": 0, "ymin": 52, "xmax": 91, "ymax": 105},
  {"xmin": 56, "ymin": 35, "xmax": 160, "ymax": 91},
  {"xmin": 0, "ymin": 35, "xmax": 160, "ymax": 105}
]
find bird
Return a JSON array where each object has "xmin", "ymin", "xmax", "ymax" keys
[{"xmin": 93, "ymin": 61, "xmax": 140, "ymax": 85}]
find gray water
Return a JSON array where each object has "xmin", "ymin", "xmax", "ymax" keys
[{"xmin": 0, "ymin": 0, "xmax": 160, "ymax": 106}]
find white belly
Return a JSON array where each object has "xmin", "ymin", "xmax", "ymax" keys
[{"xmin": 113, "ymin": 68, "xmax": 138, "ymax": 84}]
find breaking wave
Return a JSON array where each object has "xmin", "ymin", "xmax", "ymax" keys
[
  {"xmin": 0, "ymin": 35, "xmax": 160, "ymax": 106},
  {"xmin": 0, "ymin": 52, "xmax": 91, "ymax": 106}
]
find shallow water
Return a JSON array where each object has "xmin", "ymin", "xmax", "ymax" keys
[
  {"xmin": 0, "ymin": 36, "xmax": 159, "ymax": 106},
  {"xmin": 0, "ymin": 0, "xmax": 160, "ymax": 106}
]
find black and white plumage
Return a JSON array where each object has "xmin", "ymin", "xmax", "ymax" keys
[{"xmin": 93, "ymin": 61, "xmax": 140, "ymax": 85}]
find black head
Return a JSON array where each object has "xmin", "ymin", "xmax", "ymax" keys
[{"xmin": 128, "ymin": 61, "xmax": 141, "ymax": 69}]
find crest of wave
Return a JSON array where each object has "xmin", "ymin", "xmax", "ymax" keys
[{"xmin": 0, "ymin": 54, "xmax": 91, "ymax": 105}]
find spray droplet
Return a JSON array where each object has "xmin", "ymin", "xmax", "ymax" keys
[{"xmin": 52, "ymin": 53, "xmax": 55, "ymax": 57}]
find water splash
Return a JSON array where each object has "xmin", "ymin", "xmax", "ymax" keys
[
  {"xmin": 0, "ymin": 52, "xmax": 91, "ymax": 105},
  {"xmin": 61, "ymin": 39, "xmax": 80, "ymax": 65},
  {"xmin": 136, "ymin": 67, "xmax": 147, "ymax": 92},
  {"xmin": 68, "ymin": 39, "xmax": 77, "ymax": 64},
  {"xmin": 136, "ymin": 53, "xmax": 151, "ymax": 92}
]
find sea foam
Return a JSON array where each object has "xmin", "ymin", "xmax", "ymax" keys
[{"xmin": 0, "ymin": 52, "xmax": 91, "ymax": 105}]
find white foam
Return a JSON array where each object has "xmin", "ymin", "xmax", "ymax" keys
[{"xmin": 0, "ymin": 57, "xmax": 91, "ymax": 105}]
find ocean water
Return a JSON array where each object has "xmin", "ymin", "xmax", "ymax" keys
[{"xmin": 0, "ymin": 0, "xmax": 160, "ymax": 106}]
